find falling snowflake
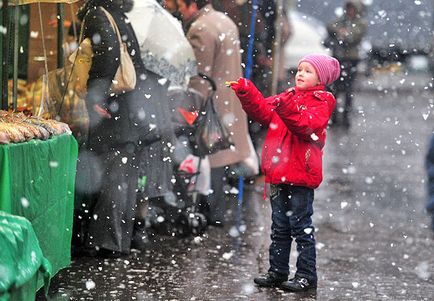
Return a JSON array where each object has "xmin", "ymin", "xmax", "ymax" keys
[
  {"xmin": 158, "ymin": 78, "xmax": 168, "ymax": 85},
  {"xmin": 193, "ymin": 236, "xmax": 203, "ymax": 244},
  {"xmin": 49, "ymin": 161, "xmax": 59, "ymax": 168},
  {"xmin": 21, "ymin": 197, "xmax": 30, "ymax": 208},
  {"xmin": 229, "ymin": 226, "xmax": 240, "ymax": 237},
  {"xmin": 31, "ymin": 251, "xmax": 37, "ymax": 263},
  {"xmin": 222, "ymin": 251, "xmax": 234, "ymax": 260},
  {"xmin": 269, "ymin": 123, "xmax": 278, "ymax": 130},
  {"xmin": 242, "ymin": 283, "xmax": 255, "ymax": 295},
  {"xmin": 304, "ymin": 227, "xmax": 313, "ymax": 234},
  {"xmin": 229, "ymin": 187, "xmax": 239, "ymax": 194},
  {"xmin": 85, "ymin": 280, "xmax": 96, "ymax": 290},
  {"xmin": 415, "ymin": 261, "xmax": 431, "ymax": 280},
  {"xmin": 365, "ymin": 177, "xmax": 374, "ymax": 184},
  {"xmin": 316, "ymin": 242, "xmax": 325, "ymax": 250}
]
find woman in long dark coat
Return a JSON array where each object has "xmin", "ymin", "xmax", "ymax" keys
[{"xmin": 75, "ymin": 0, "xmax": 161, "ymax": 256}]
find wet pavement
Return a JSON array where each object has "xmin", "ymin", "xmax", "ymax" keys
[{"xmin": 38, "ymin": 71, "xmax": 434, "ymax": 301}]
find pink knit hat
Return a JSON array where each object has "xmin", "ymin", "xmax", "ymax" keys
[{"xmin": 298, "ymin": 54, "xmax": 341, "ymax": 85}]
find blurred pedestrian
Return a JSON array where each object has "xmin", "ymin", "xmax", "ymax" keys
[
  {"xmin": 426, "ymin": 131, "xmax": 434, "ymax": 231},
  {"xmin": 229, "ymin": 54, "xmax": 340, "ymax": 292},
  {"xmin": 326, "ymin": 0, "xmax": 367, "ymax": 127},
  {"xmin": 162, "ymin": 0, "xmax": 182, "ymax": 20},
  {"xmin": 219, "ymin": 0, "xmax": 291, "ymax": 151},
  {"xmin": 259, "ymin": 0, "xmax": 292, "ymax": 95},
  {"xmin": 177, "ymin": 0, "xmax": 252, "ymax": 226},
  {"xmin": 128, "ymin": 0, "xmax": 200, "ymax": 246},
  {"xmin": 74, "ymin": 0, "xmax": 156, "ymax": 257},
  {"xmin": 218, "ymin": 0, "xmax": 266, "ymax": 91}
]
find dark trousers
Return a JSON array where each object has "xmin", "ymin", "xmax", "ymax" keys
[
  {"xmin": 77, "ymin": 142, "xmax": 139, "ymax": 253},
  {"xmin": 268, "ymin": 184, "xmax": 317, "ymax": 282},
  {"xmin": 333, "ymin": 59, "xmax": 359, "ymax": 118},
  {"xmin": 197, "ymin": 166, "xmax": 229, "ymax": 224}
]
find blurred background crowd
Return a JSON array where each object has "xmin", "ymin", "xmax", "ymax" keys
[{"xmin": 3, "ymin": 0, "xmax": 434, "ymax": 258}]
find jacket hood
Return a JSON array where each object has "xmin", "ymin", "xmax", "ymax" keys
[{"xmin": 78, "ymin": 0, "xmax": 134, "ymax": 20}]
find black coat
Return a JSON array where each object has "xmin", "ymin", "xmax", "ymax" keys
[
  {"xmin": 74, "ymin": 0, "xmax": 177, "ymax": 252},
  {"xmin": 80, "ymin": 1, "xmax": 163, "ymax": 151}
]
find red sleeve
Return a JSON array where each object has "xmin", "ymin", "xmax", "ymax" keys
[{"xmin": 235, "ymin": 82, "xmax": 290, "ymax": 127}]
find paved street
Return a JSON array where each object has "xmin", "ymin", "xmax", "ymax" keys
[{"xmin": 38, "ymin": 71, "xmax": 434, "ymax": 301}]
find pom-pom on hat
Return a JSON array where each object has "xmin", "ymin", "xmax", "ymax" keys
[{"xmin": 298, "ymin": 54, "xmax": 341, "ymax": 85}]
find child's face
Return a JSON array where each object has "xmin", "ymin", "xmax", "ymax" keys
[{"xmin": 296, "ymin": 62, "xmax": 320, "ymax": 89}]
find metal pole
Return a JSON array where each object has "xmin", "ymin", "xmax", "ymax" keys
[
  {"xmin": 236, "ymin": 0, "xmax": 260, "ymax": 229},
  {"xmin": 57, "ymin": 3, "xmax": 64, "ymax": 67},
  {"xmin": 271, "ymin": 0, "xmax": 284, "ymax": 95},
  {"xmin": 244, "ymin": 0, "xmax": 258, "ymax": 80},
  {"xmin": 1, "ymin": 0, "xmax": 9, "ymax": 110},
  {"xmin": 12, "ymin": 3, "xmax": 19, "ymax": 110}
]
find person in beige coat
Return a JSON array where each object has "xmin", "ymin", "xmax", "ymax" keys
[{"xmin": 177, "ymin": 0, "xmax": 252, "ymax": 225}]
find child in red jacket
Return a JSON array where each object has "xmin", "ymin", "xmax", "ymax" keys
[{"xmin": 229, "ymin": 54, "xmax": 340, "ymax": 292}]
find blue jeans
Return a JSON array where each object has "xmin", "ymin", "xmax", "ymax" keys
[{"xmin": 268, "ymin": 184, "xmax": 317, "ymax": 282}]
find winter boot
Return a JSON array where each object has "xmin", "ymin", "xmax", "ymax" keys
[
  {"xmin": 280, "ymin": 276, "xmax": 317, "ymax": 292},
  {"xmin": 342, "ymin": 113, "xmax": 350, "ymax": 128},
  {"xmin": 330, "ymin": 110, "xmax": 338, "ymax": 126},
  {"xmin": 253, "ymin": 271, "xmax": 288, "ymax": 287},
  {"xmin": 131, "ymin": 219, "xmax": 149, "ymax": 251}
]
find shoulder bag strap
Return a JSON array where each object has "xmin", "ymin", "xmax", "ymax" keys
[{"xmin": 99, "ymin": 7, "xmax": 123, "ymax": 46}]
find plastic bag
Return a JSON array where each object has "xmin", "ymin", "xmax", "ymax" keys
[{"xmin": 193, "ymin": 89, "xmax": 232, "ymax": 156}]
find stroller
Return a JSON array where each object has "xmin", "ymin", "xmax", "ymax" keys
[{"xmin": 147, "ymin": 74, "xmax": 225, "ymax": 237}]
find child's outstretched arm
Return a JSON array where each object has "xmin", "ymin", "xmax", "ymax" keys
[
  {"xmin": 275, "ymin": 90, "xmax": 336, "ymax": 141},
  {"xmin": 228, "ymin": 78, "xmax": 274, "ymax": 126}
]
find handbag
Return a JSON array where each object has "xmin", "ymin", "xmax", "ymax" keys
[
  {"xmin": 100, "ymin": 7, "xmax": 136, "ymax": 94},
  {"xmin": 193, "ymin": 74, "xmax": 233, "ymax": 156},
  {"xmin": 68, "ymin": 7, "xmax": 136, "ymax": 95}
]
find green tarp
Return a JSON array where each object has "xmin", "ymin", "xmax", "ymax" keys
[
  {"xmin": 0, "ymin": 211, "xmax": 51, "ymax": 301},
  {"xmin": 0, "ymin": 134, "xmax": 78, "ymax": 292}
]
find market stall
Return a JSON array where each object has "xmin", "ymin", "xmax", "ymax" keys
[
  {"xmin": 0, "ymin": 211, "xmax": 52, "ymax": 300},
  {"xmin": 1, "ymin": 0, "xmax": 82, "ymax": 111},
  {"xmin": 0, "ymin": 110, "xmax": 78, "ymax": 296}
]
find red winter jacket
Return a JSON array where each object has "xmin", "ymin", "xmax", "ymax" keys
[{"xmin": 235, "ymin": 82, "xmax": 336, "ymax": 188}]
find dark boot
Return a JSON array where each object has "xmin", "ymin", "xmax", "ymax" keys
[
  {"xmin": 196, "ymin": 194, "xmax": 212, "ymax": 223},
  {"xmin": 253, "ymin": 271, "xmax": 288, "ymax": 287},
  {"xmin": 97, "ymin": 248, "xmax": 124, "ymax": 258},
  {"xmin": 131, "ymin": 219, "xmax": 149, "ymax": 251},
  {"xmin": 331, "ymin": 110, "xmax": 338, "ymax": 126},
  {"xmin": 342, "ymin": 113, "xmax": 350, "ymax": 128},
  {"xmin": 280, "ymin": 276, "xmax": 317, "ymax": 292}
]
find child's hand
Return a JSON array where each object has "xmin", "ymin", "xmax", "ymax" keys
[
  {"xmin": 225, "ymin": 80, "xmax": 238, "ymax": 87},
  {"xmin": 226, "ymin": 77, "xmax": 249, "ymax": 94}
]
